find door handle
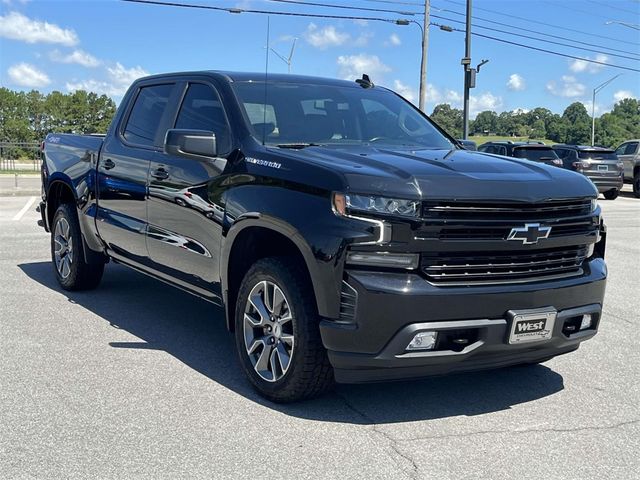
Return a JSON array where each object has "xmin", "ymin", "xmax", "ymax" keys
[
  {"xmin": 150, "ymin": 168, "xmax": 169, "ymax": 180},
  {"xmin": 103, "ymin": 158, "xmax": 116, "ymax": 170}
]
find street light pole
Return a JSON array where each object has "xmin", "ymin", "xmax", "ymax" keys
[
  {"xmin": 591, "ymin": 74, "xmax": 622, "ymax": 146},
  {"xmin": 418, "ymin": 0, "xmax": 430, "ymax": 112},
  {"xmin": 461, "ymin": 0, "xmax": 472, "ymax": 139},
  {"xmin": 605, "ymin": 20, "xmax": 640, "ymax": 31}
]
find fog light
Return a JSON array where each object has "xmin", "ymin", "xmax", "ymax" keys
[
  {"xmin": 406, "ymin": 331, "xmax": 438, "ymax": 351},
  {"xmin": 580, "ymin": 314, "xmax": 592, "ymax": 330}
]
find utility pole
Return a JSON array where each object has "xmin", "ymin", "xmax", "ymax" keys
[
  {"xmin": 591, "ymin": 74, "xmax": 622, "ymax": 146},
  {"xmin": 461, "ymin": 0, "xmax": 472, "ymax": 139},
  {"xmin": 418, "ymin": 0, "xmax": 430, "ymax": 112}
]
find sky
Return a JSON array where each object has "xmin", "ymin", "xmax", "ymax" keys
[{"xmin": 0, "ymin": 0, "xmax": 639, "ymax": 118}]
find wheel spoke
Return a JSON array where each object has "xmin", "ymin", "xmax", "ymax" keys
[
  {"xmin": 61, "ymin": 218, "xmax": 70, "ymax": 240},
  {"xmin": 246, "ymin": 337, "xmax": 265, "ymax": 355},
  {"xmin": 272, "ymin": 285, "xmax": 286, "ymax": 317},
  {"xmin": 278, "ymin": 313, "xmax": 293, "ymax": 325},
  {"xmin": 61, "ymin": 256, "xmax": 71, "ymax": 278},
  {"xmin": 248, "ymin": 292, "xmax": 270, "ymax": 326},
  {"xmin": 244, "ymin": 312, "xmax": 262, "ymax": 328},
  {"xmin": 275, "ymin": 342, "xmax": 291, "ymax": 372},
  {"xmin": 54, "ymin": 236, "xmax": 65, "ymax": 254},
  {"xmin": 254, "ymin": 342, "xmax": 273, "ymax": 376}
]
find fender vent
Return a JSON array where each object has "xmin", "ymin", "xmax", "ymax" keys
[{"xmin": 339, "ymin": 280, "xmax": 358, "ymax": 322}]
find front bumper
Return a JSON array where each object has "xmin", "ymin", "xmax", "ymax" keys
[{"xmin": 320, "ymin": 258, "xmax": 607, "ymax": 383}]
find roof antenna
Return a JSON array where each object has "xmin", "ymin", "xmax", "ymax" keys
[
  {"xmin": 356, "ymin": 74, "xmax": 374, "ymax": 89},
  {"xmin": 262, "ymin": 16, "xmax": 270, "ymax": 146}
]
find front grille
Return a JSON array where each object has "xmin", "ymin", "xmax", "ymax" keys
[
  {"xmin": 421, "ymin": 246, "xmax": 588, "ymax": 286},
  {"xmin": 418, "ymin": 199, "xmax": 598, "ymax": 241}
]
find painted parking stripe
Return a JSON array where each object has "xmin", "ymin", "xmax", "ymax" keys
[{"xmin": 12, "ymin": 196, "xmax": 36, "ymax": 221}]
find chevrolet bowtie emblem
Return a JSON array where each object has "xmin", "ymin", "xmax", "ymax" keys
[{"xmin": 507, "ymin": 223, "xmax": 552, "ymax": 245}]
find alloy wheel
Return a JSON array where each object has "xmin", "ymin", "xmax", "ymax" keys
[
  {"xmin": 243, "ymin": 280, "xmax": 295, "ymax": 382},
  {"xmin": 53, "ymin": 217, "xmax": 73, "ymax": 279}
]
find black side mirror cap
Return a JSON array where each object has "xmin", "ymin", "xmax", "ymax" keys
[{"xmin": 164, "ymin": 129, "xmax": 217, "ymax": 159}]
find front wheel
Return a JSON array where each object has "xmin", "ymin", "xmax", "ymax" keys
[
  {"xmin": 603, "ymin": 189, "xmax": 619, "ymax": 200},
  {"xmin": 51, "ymin": 204, "xmax": 104, "ymax": 291},
  {"xmin": 234, "ymin": 257, "xmax": 333, "ymax": 402}
]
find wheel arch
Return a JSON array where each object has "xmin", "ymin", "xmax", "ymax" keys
[{"xmin": 221, "ymin": 218, "xmax": 326, "ymax": 331}]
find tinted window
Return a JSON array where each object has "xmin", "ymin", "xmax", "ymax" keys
[
  {"xmin": 615, "ymin": 143, "xmax": 628, "ymax": 156},
  {"xmin": 175, "ymin": 83, "xmax": 231, "ymax": 153},
  {"xmin": 478, "ymin": 145, "xmax": 490, "ymax": 152},
  {"xmin": 123, "ymin": 84, "xmax": 174, "ymax": 147},
  {"xmin": 578, "ymin": 150, "xmax": 617, "ymax": 160},
  {"xmin": 513, "ymin": 147, "xmax": 559, "ymax": 161},
  {"xmin": 625, "ymin": 142, "xmax": 638, "ymax": 155},
  {"xmin": 232, "ymin": 81, "xmax": 454, "ymax": 149}
]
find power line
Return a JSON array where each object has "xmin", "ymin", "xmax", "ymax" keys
[
  {"xmin": 453, "ymin": 28, "xmax": 640, "ymax": 73},
  {"xmin": 429, "ymin": 13, "xmax": 640, "ymax": 61},
  {"xmin": 265, "ymin": 0, "xmax": 640, "ymax": 58},
  {"xmin": 259, "ymin": 0, "xmax": 417, "ymax": 16},
  {"xmin": 439, "ymin": 0, "xmax": 638, "ymax": 46},
  {"xmin": 121, "ymin": 0, "xmax": 406, "ymax": 23},
  {"xmin": 586, "ymin": 0, "xmax": 640, "ymax": 15},
  {"xmin": 435, "ymin": 6, "xmax": 640, "ymax": 58},
  {"xmin": 122, "ymin": 0, "xmax": 640, "ymax": 72}
]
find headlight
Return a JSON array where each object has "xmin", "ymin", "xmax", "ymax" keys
[
  {"xmin": 591, "ymin": 198, "xmax": 597, "ymax": 212},
  {"xmin": 334, "ymin": 193, "xmax": 419, "ymax": 217}
]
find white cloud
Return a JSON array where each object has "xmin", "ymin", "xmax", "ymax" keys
[
  {"xmin": 304, "ymin": 23, "xmax": 349, "ymax": 49},
  {"xmin": 613, "ymin": 90, "xmax": 637, "ymax": 102},
  {"xmin": 506, "ymin": 73, "xmax": 525, "ymax": 91},
  {"xmin": 387, "ymin": 33, "xmax": 402, "ymax": 46},
  {"xmin": 50, "ymin": 49, "xmax": 101, "ymax": 67},
  {"xmin": 7, "ymin": 62, "xmax": 50, "ymax": 88},
  {"xmin": 568, "ymin": 54, "xmax": 608, "ymax": 74},
  {"xmin": 337, "ymin": 54, "xmax": 391, "ymax": 81},
  {"xmin": 66, "ymin": 62, "xmax": 149, "ymax": 98},
  {"xmin": 425, "ymin": 84, "xmax": 502, "ymax": 118},
  {"xmin": 546, "ymin": 75, "xmax": 586, "ymax": 98},
  {"xmin": 353, "ymin": 31, "xmax": 373, "ymax": 47},
  {"xmin": 393, "ymin": 80, "xmax": 416, "ymax": 103},
  {"xmin": 0, "ymin": 11, "xmax": 78, "ymax": 46},
  {"xmin": 469, "ymin": 92, "xmax": 503, "ymax": 117},
  {"xmin": 353, "ymin": 19, "xmax": 369, "ymax": 27}
]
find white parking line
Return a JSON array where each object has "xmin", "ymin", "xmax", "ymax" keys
[{"xmin": 12, "ymin": 197, "xmax": 36, "ymax": 221}]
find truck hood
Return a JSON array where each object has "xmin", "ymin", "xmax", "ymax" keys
[{"xmin": 279, "ymin": 146, "xmax": 597, "ymax": 202}]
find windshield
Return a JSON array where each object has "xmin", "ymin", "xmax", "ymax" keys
[
  {"xmin": 578, "ymin": 150, "xmax": 617, "ymax": 160},
  {"xmin": 513, "ymin": 147, "xmax": 559, "ymax": 161},
  {"xmin": 232, "ymin": 81, "xmax": 455, "ymax": 149}
]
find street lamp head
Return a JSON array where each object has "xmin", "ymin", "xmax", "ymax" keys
[{"xmin": 395, "ymin": 19, "xmax": 410, "ymax": 26}]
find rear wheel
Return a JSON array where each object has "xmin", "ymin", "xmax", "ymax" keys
[
  {"xmin": 51, "ymin": 204, "xmax": 104, "ymax": 290},
  {"xmin": 634, "ymin": 171, "xmax": 640, "ymax": 198},
  {"xmin": 234, "ymin": 257, "xmax": 333, "ymax": 402},
  {"xmin": 603, "ymin": 189, "xmax": 619, "ymax": 200}
]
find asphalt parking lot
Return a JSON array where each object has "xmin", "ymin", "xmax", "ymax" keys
[{"xmin": 0, "ymin": 188, "xmax": 638, "ymax": 479}]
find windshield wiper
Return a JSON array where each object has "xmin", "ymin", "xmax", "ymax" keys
[{"xmin": 275, "ymin": 143, "xmax": 322, "ymax": 149}]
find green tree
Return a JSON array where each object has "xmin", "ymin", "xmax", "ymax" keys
[
  {"xmin": 471, "ymin": 110, "xmax": 497, "ymax": 135},
  {"xmin": 430, "ymin": 103, "xmax": 463, "ymax": 138},
  {"xmin": 530, "ymin": 119, "xmax": 546, "ymax": 139},
  {"xmin": 562, "ymin": 102, "xmax": 591, "ymax": 145}
]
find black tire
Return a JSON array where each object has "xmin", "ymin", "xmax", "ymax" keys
[
  {"xmin": 51, "ymin": 204, "xmax": 104, "ymax": 291},
  {"xmin": 634, "ymin": 171, "xmax": 640, "ymax": 199},
  {"xmin": 234, "ymin": 257, "xmax": 333, "ymax": 402},
  {"xmin": 603, "ymin": 189, "xmax": 619, "ymax": 200}
]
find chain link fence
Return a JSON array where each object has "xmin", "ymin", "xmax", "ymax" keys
[{"xmin": 0, "ymin": 142, "xmax": 42, "ymax": 172}]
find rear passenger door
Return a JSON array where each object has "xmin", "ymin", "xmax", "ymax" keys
[
  {"xmin": 97, "ymin": 81, "xmax": 177, "ymax": 263},
  {"xmin": 146, "ymin": 80, "xmax": 233, "ymax": 300}
]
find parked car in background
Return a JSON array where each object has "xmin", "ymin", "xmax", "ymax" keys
[
  {"xmin": 478, "ymin": 141, "xmax": 563, "ymax": 167},
  {"xmin": 552, "ymin": 145, "xmax": 624, "ymax": 200},
  {"xmin": 615, "ymin": 139, "xmax": 640, "ymax": 197},
  {"xmin": 457, "ymin": 139, "xmax": 477, "ymax": 150}
]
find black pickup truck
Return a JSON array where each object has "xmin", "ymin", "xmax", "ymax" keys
[{"xmin": 40, "ymin": 71, "xmax": 607, "ymax": 402}]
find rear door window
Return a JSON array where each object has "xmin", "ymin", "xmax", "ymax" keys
[
  {"xmin": 615, "ymin": 143, "xmax": 628, "ymax": 156},
  {"xmin": 123, "ymin": 84, "xmax": 174, "ymax": 147}
]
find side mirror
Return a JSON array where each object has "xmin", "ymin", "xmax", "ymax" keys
[{"xmin": 164, "ymin": 129, "xmax": 217, "ymax": 159}]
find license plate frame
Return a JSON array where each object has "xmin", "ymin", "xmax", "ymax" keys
[{"xmin": 508, "ymin": 309, "xmax": 557, "ymax": 345}]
